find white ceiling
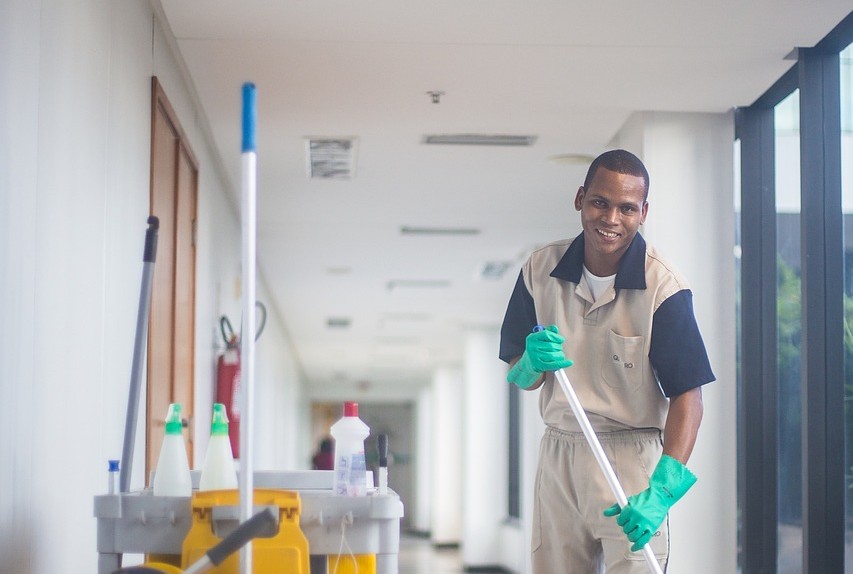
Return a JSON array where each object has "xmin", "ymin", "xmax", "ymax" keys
[{"xmin": 158, "ymin": 1, "xmax": 850, "ymax": 396}]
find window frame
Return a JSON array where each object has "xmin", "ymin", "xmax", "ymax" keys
[{"xmin": 737, "ymin": 11, "xmax": 853, "ymax": 573}]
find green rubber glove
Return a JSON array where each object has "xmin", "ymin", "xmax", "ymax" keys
[
  {"xmin": 603, "ymin": 454, "xmax": 697, "ymax": 551},
  {"xmin": 506, "ymin": 325, "xmax": 574, "ymax": 389}
]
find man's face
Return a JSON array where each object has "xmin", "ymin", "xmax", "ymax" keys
[{"xmin": 574, "ymin": 167, "xmax": 648, "ymax": 276}]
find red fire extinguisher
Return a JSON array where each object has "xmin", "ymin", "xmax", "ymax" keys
[{"xmin": 216, "ymin": 302, "xmax": 266, "ymax": 459}]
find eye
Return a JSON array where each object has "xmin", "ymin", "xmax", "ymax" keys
[
  {"xmin": 621, "ymin": 205, "xmax": 637, "ymax": 214},
  {"xmin": 592, "ymin": 199, "xmax": 607, "ymax": 208}
]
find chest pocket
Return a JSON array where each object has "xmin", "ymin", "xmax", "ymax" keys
[{"xmin": 601, "ymin": 330, "xmax": 646, "ymax": 392}]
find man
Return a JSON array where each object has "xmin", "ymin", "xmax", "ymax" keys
[{"xmin": 499, "ymin": 149, "xmax": 714, "ymax": 573}]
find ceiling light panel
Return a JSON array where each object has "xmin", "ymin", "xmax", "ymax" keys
[
  {"xmin": 400, "ymin": 226, "xmax": 480, "ymax": 236},
  {"xmin": 422, "ymin": 134, "xmax": 537, "ymax": 146},
  {"xmin": 386, "ymin": 279, "xmax": 451, "ymax": 291}
]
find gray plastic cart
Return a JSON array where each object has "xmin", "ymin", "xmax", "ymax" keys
[{"xmin": 94, "ymin": 470, "xmax": 403, "ymax": 574}]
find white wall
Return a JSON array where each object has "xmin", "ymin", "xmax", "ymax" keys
[
  {"xmin": 430, "ymin": 367, "xmax": 464, "ymax": 545},
  {"xmin": 498, "ymin": 367, "xmax": 546, "ymax": 574},
  {"xmin": 413, "ymin": 385, "xmax": 433, "ymax": 533},
  {"xmin": 461, "ymin": 328, "xmax": 508, "ymax": 567},
  {"xmin": 0, "ymin": 1, "xmax": 41, "ymax": 569},
  {"xmin": 0, "ymin": 2, "xmax": 305, "ymax": 572},
  {"xmin": 611, "ymin": 111, "xmax": 739, "ymax": 573}
]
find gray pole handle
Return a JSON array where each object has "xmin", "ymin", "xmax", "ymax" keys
[{"xmin": 119, "ymin": 216, "xmax": 159, "ymax": 494}]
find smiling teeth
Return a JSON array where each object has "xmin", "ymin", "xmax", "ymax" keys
[{"xmin": 598, "ymin": 229, "xmax": 618, "ymax": 238}]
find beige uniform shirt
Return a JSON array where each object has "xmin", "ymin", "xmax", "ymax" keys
[{"xmin": 500, "ymin": 232, "xmax": 715, "ymax": 433}]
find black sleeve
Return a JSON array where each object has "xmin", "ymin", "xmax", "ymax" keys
[
  {"xmin": 649, "ymin": 289, "xmax": 716, "ymax": 397},
  {"xmin": 499, "ymin": 270, "xmax": 537, "ymax": 363}
]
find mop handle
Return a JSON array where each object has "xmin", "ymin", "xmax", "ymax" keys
[
  {"xmin": 119, "ymin": 216, "xmax": 159, "ymax": 494},
  {"xmin": 183, "ymin": 507, "xmax": 277, "ymax": 574},
  {"xmin": 239, "ymin": 81, "xmax": 257, "ymax": 574},
  {"xmin": 552, "ymin": 369, "xmax": 662, "ymax": 573},
  {"xmin": 532, "ymin": 328, "xmax": 663, "ymax": 574}
]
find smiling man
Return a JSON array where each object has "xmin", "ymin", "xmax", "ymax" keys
[{"xmin": 499, "ymin": 149, "xmax": 715, "ymax": 573}]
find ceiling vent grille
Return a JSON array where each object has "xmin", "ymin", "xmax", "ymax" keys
[
  {"xmin": 479, "ymin": 260, "xmax": 514, "ymax": 281},
  {"xmin": 422, "ymin": 134, "xmax": 537, "ymax": 146},
  {"xmin": 306, "ymin": 138, "xmax": 357, "ymax": 179},
  {"xmin": 326, "ymin": 317, "xmax": 352, "ymax": 328}
]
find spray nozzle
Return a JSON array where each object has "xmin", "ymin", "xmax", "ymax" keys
[
  {"xmin": 164, "ymin": 403, "xmax": 184, "ymax": 435},
  {"xmin": 210, "ymin": 403, "xmax": 230, "ymax": 436}
]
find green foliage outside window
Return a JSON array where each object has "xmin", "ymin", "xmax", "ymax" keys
[{"xmin": 776, "ymin": 256, "xmax": 853, "ymax": 525}]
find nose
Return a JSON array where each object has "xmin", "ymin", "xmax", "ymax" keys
[{"xmin": 602, "ymin": 206, "xmax": 620, "ymax": 225}]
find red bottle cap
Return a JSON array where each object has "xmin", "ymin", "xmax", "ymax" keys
[{"xmin": 344, "ymin": 401, "xmax": 358, "ymax": 417}]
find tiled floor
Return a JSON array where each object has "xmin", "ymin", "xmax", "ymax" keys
[{"xmin": 397, "ymin": 534, "xmax": 464, "ymax": 574}]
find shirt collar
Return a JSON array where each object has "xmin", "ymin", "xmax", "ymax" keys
[{"xmin": 549, "ymin": 231, "xmax": 647, "ymax": 290}]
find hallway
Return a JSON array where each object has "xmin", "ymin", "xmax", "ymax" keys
[{"xmin": 397, "ymin": 534, "xmax": 465, "ymax": 574}]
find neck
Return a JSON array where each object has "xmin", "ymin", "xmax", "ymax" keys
[{"xmin": 583, "ymin": 253, "xmax": 620, "ymax": 277}]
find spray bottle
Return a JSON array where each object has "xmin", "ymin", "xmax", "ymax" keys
[
  {"xmin": 152, "ymin": 403, "xmax": 192, "ymax": 496},
  {"xmin": 199, "ymin": 403, "xmax": 239, "ymax": 490}
]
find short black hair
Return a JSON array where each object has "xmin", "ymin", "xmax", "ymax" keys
[{"xmin": 583, "ymin": 149, "xmax": 650, "ymax": 198}]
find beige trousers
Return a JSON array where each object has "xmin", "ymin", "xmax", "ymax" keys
[{"xmin": 531, "ymin": 427, "xmax": 669, "ymax": 574}]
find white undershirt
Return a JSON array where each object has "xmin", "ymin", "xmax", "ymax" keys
[{"xmin": 582, "ymin": 265, "xmax": 616, "ymax": 301}]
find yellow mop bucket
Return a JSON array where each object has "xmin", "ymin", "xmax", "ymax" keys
[{"xmin": 181, "ymin": 489, "xmax": 309, "ymax": 574}]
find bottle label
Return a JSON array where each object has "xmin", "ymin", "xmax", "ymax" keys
[{"xmin": 334, "ymin": 451, "xmax": 367, "ymax": 496}]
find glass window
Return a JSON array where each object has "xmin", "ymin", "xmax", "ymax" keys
[
  {"xmin": 842, "ymin": 44, "xmax": 852, "ymax": 134},
  {"xmin": 840, "ymin": 40, "xmax": 853, "ymax": 574},
  {"xmin": 774, "ymin": 89, "xmax": 802, "ymax": 574}
]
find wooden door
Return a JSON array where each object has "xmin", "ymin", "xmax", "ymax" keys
[{"xmin": 147, "ymin": 77, "xmax": 198, "ymax": 481}]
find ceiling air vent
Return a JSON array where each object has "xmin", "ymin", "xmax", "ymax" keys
[
  {"xmin": 306, "ymin": 138, "xmax": 357, "ymax": 179},
  {"xmin": 479, "ymin": 260, "xmax": 514, "ymax": 281},
  {"xmin": 422, "ymin": 134, "xmax": 537, "ymax": 146}
]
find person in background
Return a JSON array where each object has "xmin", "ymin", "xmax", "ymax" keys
[
  {"xmin": 312, "ymin": 437, "xmax": 334, "ymax": 470},
  {"xmin": 499, "ymin": 149, "xmax": 715, "ymax": 573}
]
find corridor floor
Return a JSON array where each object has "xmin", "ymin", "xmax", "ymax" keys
[{"xmin": 397, "ymin": 534, "xmax": 464, "ymax": 574}]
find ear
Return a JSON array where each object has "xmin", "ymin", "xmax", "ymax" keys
[
  {"xmin": 639, "ymin": 201, "xmax": 649, "ymax": 224},
  {"xmin": 574, "ymin": 186, "xmax": 585, "ymax": 211}
]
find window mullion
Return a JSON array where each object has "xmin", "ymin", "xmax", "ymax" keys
[
  {"xmin": 797, "ymin": 45, "xmax": 844, "ymax": 574},
  {"xmin": 738, "ymin": 104, "xmax": 779, "ymax": 574}
]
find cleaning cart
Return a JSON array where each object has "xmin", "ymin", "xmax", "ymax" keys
[
  {"xmin": 97, "ymin": 85, "xmax": 403, "ymax": 573},
  {"xmin": 94, "ymin": 471, "xmax": 404, "ymax": 574}
]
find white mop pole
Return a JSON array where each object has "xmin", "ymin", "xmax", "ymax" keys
[
  {"xmin": 542, "ymin": 337, "xmax": 663, "ymax": 574},
  {"xmin": 239, "ymin": 82, "xmax": 257, "ymax": 574},
  {"xmin": 552, "ymin": 368, "xmax": 662, "ymax": 573}
]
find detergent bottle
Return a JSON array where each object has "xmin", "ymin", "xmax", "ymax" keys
[
  {"xmin": 330, "ymin": 401, "xmax": 370, "ymax": 496},
  {"xmin": 199, "ymin": 403, "xmax": 238, "ymax": 491},
  {"xmin": 152, "ymin": 403, "xmax": 192, "ymax": 496}
]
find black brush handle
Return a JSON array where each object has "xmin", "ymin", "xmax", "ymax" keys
[
  {"xmin": 378, "ymin": 433, "xmax": 389, "ymax": 467},
  {"xmin": 143, "ymin": 216, "xmax": 159, "ymax": 262}
]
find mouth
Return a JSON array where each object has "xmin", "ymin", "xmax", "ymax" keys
[{"xmin": 595, "ymin": 228, "xmax": 620, "ymax": 240}]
